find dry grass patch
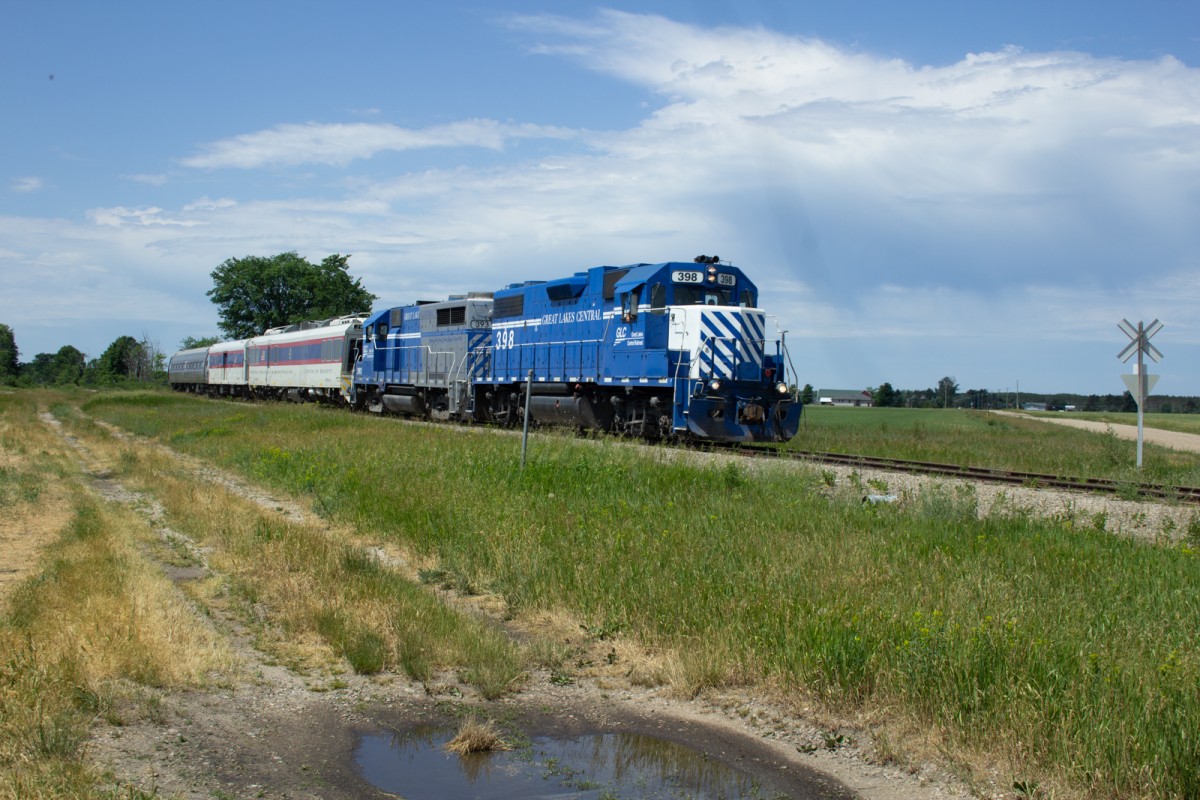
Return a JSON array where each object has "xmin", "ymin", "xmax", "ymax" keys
[
  {"xmin": 444, "ymin": 717, "xmax": 510, "ymax": 755},
  {"xmin": 1, "ymin": 413, "xmax": 237, "ymax": 798},
  {"xmin": 511, "ymin": 608, "xmax": 672, "ymax": 688},
  {"xmin": 0, "ymin": 483, "xmax": 72, "ymax": 603},
  {"xmin": 4, "ymin": 493, "xmax": 238, "ymax": 689},
  {"xmin": 58, "ymin": 411, "xmax": 526, "ymax": 695},
  {"xmin": 0, "ymin": 400, "xmax": 77, "ymax": 603}
]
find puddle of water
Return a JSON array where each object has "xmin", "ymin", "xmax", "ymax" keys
[{"xmin": 356, "ymin": 724, "xmax": 772, "ymax": 799}]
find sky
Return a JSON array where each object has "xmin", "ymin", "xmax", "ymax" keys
[{"xmin": 3, "ymin": 0, "xmax": 1198, "ymax": 396}]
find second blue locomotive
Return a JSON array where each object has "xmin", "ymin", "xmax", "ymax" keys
[{"xmin": 352, "ymin": 258, "xmax": 801, "ymax": 442}]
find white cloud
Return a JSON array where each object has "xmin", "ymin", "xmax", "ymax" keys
[
  {"xmin": 11, "ymin": 177, "xmax": 43, "ymax": 193},
  {"xmin": 182, "ymin": 197, "xmax": 238, "ymax": 213},
  {"xmin": 86, "ymin": 206, "xmax": 203, "ymax": 228},
  {"xmin": 4, "ymin": 11, "xmax": 1199, "ymax": 392},
  {"xmin": 124, "ymin": 173, "xmax": 170, "ymax": 186},
  {"xmin": 181, "ymin": 120, "xmax": 579, "ymax": 169}
]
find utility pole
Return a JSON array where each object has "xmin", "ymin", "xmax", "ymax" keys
[
  {"xmin": 520, "ymin": 369, "xmax": 534, "ymax": 470},
  {"xmin": 1117, "ymin": 319, "xmax": 1163, "ymax": 469}
]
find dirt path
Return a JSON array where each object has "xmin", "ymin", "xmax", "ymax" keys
[
  {"xmin": 39, "ymin": 412, "xmax": 972, "ymax": 800},
  {"xmin": 997, "ymin": 412, "xmax": 1200, "ymax": 453}
]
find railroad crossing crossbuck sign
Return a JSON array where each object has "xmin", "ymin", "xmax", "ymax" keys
[{"xmin": 1117, "ymin": 318, "xmax": 1163, "ymax": 469}]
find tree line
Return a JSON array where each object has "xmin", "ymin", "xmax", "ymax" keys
[
  {"xmin": 864, "ymin": 378, "xmax": 1198, "ymax": 414},
  {"xmin": 1, "ymin": 252, "xmax": 376, "ymax": 388},
  {"xmin": 784, "ymin": 377, "xmax": 1198, "ymax": 413},
  {"xmin": 0, "ymin": 327, "xmax": 168, "ymax": 387}
]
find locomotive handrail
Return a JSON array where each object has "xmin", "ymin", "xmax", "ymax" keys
[
  {"xmin": 373, "ymin": 340, "xmax": 459, "ymax": 386},
  {"xmin": 696, "ymin": 330, "xmax": 770, "ymax": 384}
]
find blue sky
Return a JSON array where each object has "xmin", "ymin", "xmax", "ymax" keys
[{"xmin": 3, "ymin": 1, "xmax": 1198, "ymax": 395}]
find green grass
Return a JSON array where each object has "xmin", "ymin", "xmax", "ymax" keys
[
  {"xmin": 83, "ymin": 391, "xmax": 1200, "ymax": 798},
  {"xmin": 787, "ymin": 406, "xmax": 1200, "ymax": 486}
]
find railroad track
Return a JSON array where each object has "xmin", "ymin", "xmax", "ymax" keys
[
  {"xmin": 698, "ymin": 443, "xmax": 1200, "ymax": 505},
  {"xmin": 202, "ymin": 395, "xmax": 1200, "ymax": 504}
]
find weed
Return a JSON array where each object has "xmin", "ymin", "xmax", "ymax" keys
[
  {"xmin": 549, "ymin": 670, "xmax": 575, "ymax": 686},
  {"xmin": 345, "ymin": 632, "xmax": 388, "ymax": 675},
  {"xmin": 445, "ymin": 717, "xmax": 509, "ymax": 755},
  {"xmin": 1187, "ymin": 516, "xmax": 1200, "ymax": 547},
  {"xmin": 1100, "ymin": 426, "xmax": 1125, "ymax": 467},
  {"xmin": 914, "ymin": 483, "xmax": 977, "ymax": 523},
  {"xmin": 721, "ymin": 462, "xmax": 746, "ymax": 489},
  {"xmin": 581, "ymin": 620, "xmax": 623, "ymax": 641},
  {"xmin": 823, "ymin": 733, "xmax": 846, "ymax": 751},
  {"xmin": 1115, "ymin": 482, "xmax": 1143, "ymax": 501},
  {"xmin": 314, "ymin": 610, "xmax": 389, "ymax": 675},
  {"xmin": 418, "ymin": 567, "xmax": 452, "ymax": 587},
  {"xmin": 1012, "ymin": 779, "xmax": 1042, "ymax": 798}
]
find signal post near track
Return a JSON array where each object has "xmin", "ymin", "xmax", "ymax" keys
[{"xmin": 1117, "ymin": 318, "xmax": 1163, "ymax": 469}]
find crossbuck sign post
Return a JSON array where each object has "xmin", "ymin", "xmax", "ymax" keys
[{"xmin": 1117, "ymin": 318, "xmax": 1163, "ymax": 469}]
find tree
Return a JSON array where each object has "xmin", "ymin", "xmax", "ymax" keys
[
  {"xmin": 964, "ymin": 388, "xmax": 990, "ymax": 409},
  {"xmin": 180, "ymin": 335, "xmax": 220, "ymax": 350},
  {"xmin": 207, "ymin": 252, "xmax": 377, "ymax": 339},
  {"xmin": 85, "ymin": 333, "xmax": 165, "ymax": 385},
  {"xmin": 0, "ymin": 324, "xmax": 18, "ymax": 382},
  {"xmin": 137, "ymin": 332, "xmax": 166, "ymax": 382},
  {"xmin": 94, "ymin": 335, "xmax": 144, "ymax": 383},
  {"xmin": 800, "ymin": 383, "xmax": 814, "ymax": 404},
  {"xmin": 22, "ymin": 346, "xmax": 85, "ymax": 385},
  {"xmin": 873, "ymin": 382, "xmax": 897, "ymax": 407},
  {"xmin": 936, "ymin": 376, "xmax": 959, "ymax": 408}
]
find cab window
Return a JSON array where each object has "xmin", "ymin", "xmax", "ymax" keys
[
  {"xmin": 621, "ymin": 289, "xmax": 639, "ymax": 322},
  {"xmin": 650, "ymin": 283, "xmax": 666, "ymax": 311},
  {"xmin": 675, "ymin": 286, "xmax": 731, "ymax": 306}
]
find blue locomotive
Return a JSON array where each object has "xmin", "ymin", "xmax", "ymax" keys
[
  {"xmin": 351, "ymin": 257, "xmax": 801, "ymax": 442},
  {"xmin": 353, "ymin": 294, "xmax": 493, "ymax": 419},
  {"xmin": 170, "ymin": 257, "xmax": 802, "ymax": 442}
]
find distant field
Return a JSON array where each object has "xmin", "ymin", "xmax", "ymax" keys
[{"xmin": 788, "ymin": 406, "xmax": 1200, "ymax": 486}]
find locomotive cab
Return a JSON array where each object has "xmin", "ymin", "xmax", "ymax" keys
[{"xmin": 608, "ymin": 259, "xmax": 800, "ymax": 442}]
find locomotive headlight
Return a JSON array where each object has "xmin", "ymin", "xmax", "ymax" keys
[
  {"xmin": 709, "ymin": 378, "xmax": 722, "ymax": 392},
  {"xmin": 776, "ymin": 382, "xmax": 789, "ymax": 395}
]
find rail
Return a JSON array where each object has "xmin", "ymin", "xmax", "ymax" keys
[{"xmin": 694, "ymin": 443, "xmax": 1200, "ymax": 505}]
